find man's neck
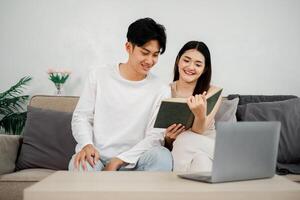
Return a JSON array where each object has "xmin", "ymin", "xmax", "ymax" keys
[{"xmin": 119, "ymin": 63, "xmax": 146, "ymax": 81}]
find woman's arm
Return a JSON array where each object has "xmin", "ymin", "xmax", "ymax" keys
[{"xmin": 191, "ymin": 86, "xmax": 223, "ymax": 134}]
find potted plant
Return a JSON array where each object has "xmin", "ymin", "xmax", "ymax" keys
[{"xmin": 0, "ymin": 76, "xmax": 32, "ymax": 135}]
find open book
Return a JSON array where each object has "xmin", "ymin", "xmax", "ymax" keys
[{"xmin": 154, "ymin": 89, "xmax": 223, "ymax": 129}]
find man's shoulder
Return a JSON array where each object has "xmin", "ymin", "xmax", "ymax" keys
[
  {"xmin": 147, "ymin": 73, "xmax": 170, "ymax": 98},
  {"xmin": 148, "ymin": 73, "xmax": 169, "ymax": 89},
  {"xmin": 88, "ymin": 64, "xmax": 116, "ymax": 78},
  {"xmin": 90, "ymin": 64, "xmax": 115, "ymax": 73}
]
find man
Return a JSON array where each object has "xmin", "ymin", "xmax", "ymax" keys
[{"xmin": 68, "ymin": 18, "xmax": 172, "ymax": 171}]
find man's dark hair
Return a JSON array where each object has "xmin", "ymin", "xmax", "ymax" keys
[{"xmin": 127, "ymin": 18, "xmax": 166, "ymax": 54}]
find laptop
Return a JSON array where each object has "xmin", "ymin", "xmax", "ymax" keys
[{"xmin": 178, "ymin": 121, "xmax": 281, "ymax": 183}]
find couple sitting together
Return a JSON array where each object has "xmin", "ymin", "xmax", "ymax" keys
[{"xmin": 68, "ymin": 17, "xmax": 222, "ymax": 173}]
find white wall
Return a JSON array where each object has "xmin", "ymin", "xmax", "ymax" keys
[{"xmin": 1, "ymin": 0, "xmax": 300, "ymax": 97}]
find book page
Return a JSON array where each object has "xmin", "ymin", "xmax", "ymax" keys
[{"xmin": 163, "ymin": 98, "xmax": 187, "ymax": 103}]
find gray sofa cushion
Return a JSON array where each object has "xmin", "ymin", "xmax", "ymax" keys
[
  {"xmin": 0, "ymin": 135, "xmax": 21, "ymax": 175},
  {"xmin": 228, "ymin": 94, "xmax": 297, "ymax": 105},
  {"xmin": 242, "ymin": 98, "xmax": 300, "ymax": 174},
  {"xmin": 227, "ymin": 95, "xmax": 298, "ymax": 121},
  {"xmin": 15, "ymin": 106, "xmax": 76, "ymax": 171},
  {"xmin": 215, "ymin": 98, "xmax": 239, "ymax": 122}
]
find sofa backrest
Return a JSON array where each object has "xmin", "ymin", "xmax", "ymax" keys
[
  {"xmin": 29, "ymin": 95, "xmax": 227, "ymax": 113},
  {"xmin": 29, "ymin": 95, "xmax": 79, "ymax": 112}
]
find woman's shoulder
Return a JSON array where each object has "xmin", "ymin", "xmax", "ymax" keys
[
  {"xmin": 207, "ymin": 85, "xmax": 222, "ymax": 94},
  {"xmin": 169, "ymin": 82, "xmax": 176, "ymax": 88},
  {"xmin": 169, "ymin": 82, "xmax": 177, "ymax": 97}
]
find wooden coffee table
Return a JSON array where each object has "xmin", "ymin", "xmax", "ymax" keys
[{"xmin": 24, "ymin": 171, "xmax": 300, "ymax": 200}]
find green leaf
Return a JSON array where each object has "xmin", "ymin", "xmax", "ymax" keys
[
  {"xmin": 0, "ymin": 112, "xmax": 27, "ymax": 135},
  {"xmin": 0, "ymin": 76, "xmax": 32, "ymax": 100},
  {"xmin": 48, "ymin": 73, "xmax": 69, "ymax": 84},
  {"xmin": 0, "ymin": 95, "xmax": 29, "ymax": 116},
  {"xmin": 0, "ymin": 76, "xmax": 32, "ymax": 135}
]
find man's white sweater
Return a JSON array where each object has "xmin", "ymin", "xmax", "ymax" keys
[{"xmin": 71, "ymin": 64, "xmax": 170, "ymax": 166}]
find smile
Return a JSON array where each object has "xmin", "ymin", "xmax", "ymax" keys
[
  {"xmin": 183, "ymin": 70, "xmax": 195, "ymax": 76},
  {"xmin": 141, "ymin": 64, "xmax": 151, "ymax": 71}
]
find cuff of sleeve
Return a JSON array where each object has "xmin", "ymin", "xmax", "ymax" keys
[
  {"xmin": 116, "ymin": 155, "xmax": 139, "ymax": 169},
  {"xmin": 75, "ymin": 141, "xmax": 93, "ymax": 153}
]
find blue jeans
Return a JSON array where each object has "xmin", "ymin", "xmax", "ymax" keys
[{"xmin": 68, "ymin": 146, "xmax": 173, "ymax": 171}]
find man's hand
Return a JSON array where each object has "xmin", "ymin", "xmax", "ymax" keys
[
  {"xmin": 74, "ymin": 144, "xmax": 100, "ymax": 170},
  {"xmin": 103, "ymin": 157, "xmax": 126, "ymax": 171}
]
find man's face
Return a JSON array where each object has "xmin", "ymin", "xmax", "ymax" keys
[{"xmin": 127, "ymin": 40, "xmax": 160, "ymax": 76}]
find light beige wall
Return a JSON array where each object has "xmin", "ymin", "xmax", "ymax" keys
[{"xmin": 0, "ymin": 0, "xmax": 299, "ymax": 96}]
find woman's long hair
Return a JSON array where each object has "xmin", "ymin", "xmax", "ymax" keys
[{"xmin": 173, "ymin": 41, "xmax": 212, "ymax": 95}]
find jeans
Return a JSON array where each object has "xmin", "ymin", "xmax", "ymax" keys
[{"xmin": 68, "ymin": 146, "xmax": 173, "ymax": 171}]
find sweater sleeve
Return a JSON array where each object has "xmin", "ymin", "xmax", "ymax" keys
[
  {"xmin": 71, "ymin": 69, "xmax": 97, "ymax": 153},
  {"xmin": 116, "ymin": 87, "xmax": 171, "ymax": 167}
]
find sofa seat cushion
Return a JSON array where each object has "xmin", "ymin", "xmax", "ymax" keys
[{"xmin": 0, "ymin": 168, "xmax": 55, "ymax": 182}]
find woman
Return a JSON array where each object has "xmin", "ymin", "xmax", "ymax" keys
[{"xmin": 165, "ymin": 41, "xmax": 222, "ymax": 172}]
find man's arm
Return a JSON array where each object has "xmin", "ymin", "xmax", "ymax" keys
[
  {"xmin": 71, "ymin": 69, "xmax": 100, "ymax": 169},
  {"xmin": 72, "ymin": 69, "xmax": 97, "ymax": 152},
  {"xmin": 115, "ymin": 87, "xmax": 171, "ymax": 168}
]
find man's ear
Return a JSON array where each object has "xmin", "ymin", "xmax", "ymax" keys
[{"xmin": 125, "ymin": 42, "xmax": 133, "ymax": 53}]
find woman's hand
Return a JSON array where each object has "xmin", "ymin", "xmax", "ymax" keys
[
  {"xmin": 165, "ymin": 124, "xmax": 185, "ymax": 142},
  {"xmin": 187, "ymin": 91, "xmax": 207, "ymax": 120}
]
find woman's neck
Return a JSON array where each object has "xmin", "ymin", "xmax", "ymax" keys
[{"xmin": 175, "ymin": 79, "xmax": 196, "ymax": 98}]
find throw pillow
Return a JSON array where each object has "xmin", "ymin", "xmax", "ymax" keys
[
  {"xmin": 0, "ymin": 135, "xmax": 21, "ymax": 175},
  {"xmin": 227, "ymin": 94, "xmax": 297, "ymax": 105},
  {"xmin": 16, "ymin": 106, "xmax": 77, "ymax": 170},
  {"xmin": 215, "ymin": 98, "xmax": 239, "ymax": 122},
  {"xmin": 242, "ymin": 98, "xmax": 300, "ymax": 173},
  {"xmin": 228, "ymin": 95, "xmax": 298, "ymax": 121}
]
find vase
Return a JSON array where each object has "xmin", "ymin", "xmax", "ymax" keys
[{"xmin": 54, "ymin": 83, "xmax": 64, "ymax": 96}]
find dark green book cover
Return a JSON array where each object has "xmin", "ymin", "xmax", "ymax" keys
[
  {"xmin": 154, "ymin": 89, "xmax": 222, "ymax": 129},
  {"xmin": 206, "ymin": 89, "xmax": 223, "ymax": 115}
]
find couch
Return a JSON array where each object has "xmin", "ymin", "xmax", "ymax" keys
[
  {"xmin": 0, "ymin": 95, "xmax": 299, "ymax": 200},
  {"xmin": 0, "ymin": 95, "xmax": 78, "ymax": 200}
]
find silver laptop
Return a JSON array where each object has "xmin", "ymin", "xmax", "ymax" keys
[{"xmin": 178, "ymin": 121, "xmax": 281, "ymax": 183}]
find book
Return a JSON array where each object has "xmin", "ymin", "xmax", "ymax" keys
[{"xmin": 154, "ymin": 89, "xmax": 223, "ymax": 129}]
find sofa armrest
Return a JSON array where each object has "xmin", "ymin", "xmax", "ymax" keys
[{"xmin": 0, "ymin": 134, "xmax": 22, "ymax": 175}]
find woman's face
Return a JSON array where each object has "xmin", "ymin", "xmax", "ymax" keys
[{"xmin": 178, "ymin": 49, "xmax": 205, "ymax": 83}]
